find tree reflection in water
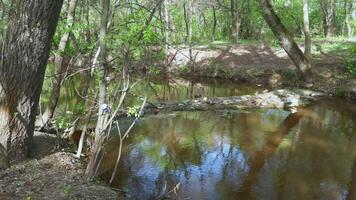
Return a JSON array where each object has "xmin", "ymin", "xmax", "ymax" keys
[{"xmin": 96, "ymin": 100, "xmax": 356, "ymax": 200}]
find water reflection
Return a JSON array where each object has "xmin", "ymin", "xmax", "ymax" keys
[
  {"xmin": 47, "ymin": 77, "xmax": 263, "ymax": 125},
  {"xmin": 236, "ymin": 112, "xmax": 303, "ymax": 199},
  {"xmin": 125, "ymin": 77, "xmax": 263, "ymax": 105},
  {"xmin": 98, "ymin": 99, "xmax": 356, "ymax": 199}
]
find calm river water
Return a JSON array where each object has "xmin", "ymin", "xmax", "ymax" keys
[{"xmin": 61, "ymin": 77, "xmax": 356, "ymax": 199}]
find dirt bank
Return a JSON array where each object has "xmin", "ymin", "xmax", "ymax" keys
[
  {"xmin": 0, "ymin": 132, "xmax": 124, "ymax": 200},
  {"xmin": 162, "ymin": 43, "xmax": 355, "ymax": 100}
]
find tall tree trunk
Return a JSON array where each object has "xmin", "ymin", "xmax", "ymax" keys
[
  {"xmin": 95, "ymin": 0, "xmax": 109, "ymax": 138},
  {"xmin": 212, "ymin": 5, "xmax": 217, "ymax": 41},
  {"xmin": 245, "ymin": 0, "xmax": 254, "ymax": 39},
  {"xmin": 163, "ymin": 0, "xmax": 170, "ymax": 65},
  {"xmin": 344, "ymin": 0, "xmax": 352, "ymax": 37},
  {"xmin": 95, "ymin": 0, "xmax": 110, "ymax": 152},
  {"xmin": 39, "ymin": 0, "xmax": 78, "ymax": 128},
  {"xmin": 320, "ymin": 0, "xmax": 336, "ymax": 37},
  {"xmin": 303, "ymin": 0, "xmax": 311, "ymax": 59},
  {"xmin": 231, "ymin": 0, "xmax": 243, "ymax": 43},
  {"xmin": 183, "ymin": 0, "xmax": 194, "ymax": 61},
  {"xmin": 86, "ymin": 0, "xmax": 110, "ymax": 178},
  {"xmin": 257, "ymin": 0, "xmax": 313, "ymax": 82},
  {"xmin": 183, "ymin": 1, "xmax": 193, "ymax": 60},
  {"xmin": 0, "ymin": 0, "xmax": 63, "ymax": 162},
  {"xmin": 230, "ymin": 0, "xmax": 236, "ymax": 42}
]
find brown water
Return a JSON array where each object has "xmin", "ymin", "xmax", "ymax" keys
[
  {"xmin": 51, "ymin": 76, "xmax": 356, "ymax": 199},
  {"xmin": 98, "ymin": 98, "xmax": 356, "ymax": 200},
  {"xmin": 50, "ymin": 77, "xmax": 263, "ymax": 127}
]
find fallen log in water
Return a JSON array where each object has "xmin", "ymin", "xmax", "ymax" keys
[{"xmin": 145, "ymin": 89, "xmax": 325, "ymax": 112}]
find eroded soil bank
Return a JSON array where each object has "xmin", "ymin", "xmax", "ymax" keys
[
  {"xmin": 0, "ymin": 132, "xmax": 125, "ymax": 200},
  {"xmin": 156, "ymin": 43, "xmax": 355, "ymax": 100}
]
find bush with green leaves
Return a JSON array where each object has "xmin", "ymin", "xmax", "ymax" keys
[{"xmin": 345, "ymin": 59, "xmax": 356, "ymax": 76}]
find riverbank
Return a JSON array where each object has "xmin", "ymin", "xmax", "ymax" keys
[
  {"xmin": 0, "ymin": 132, "xmax": 124, "ymax": 200},
  {"xmin": 149, "ymin": 41, "xmax": 356, "ymax": 100}
]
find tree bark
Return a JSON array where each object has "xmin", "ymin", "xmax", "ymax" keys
[
  {"xmin": 303, "ymin": 0, "xmax": 311, "ymax": 59},
  {"xmin": 320, "ymin": 0, "xmax": 336, "ymax": 37},
  {"xmin": 183, "ymin": 1, "xmax": 193, "ymax": 60},
  {"xmin": 245, "ymin": 0, "xmax": 254, "ymax": 39},
  {"xmin": 94, "ymin": 0, "xmax": 109, "ymax": 141},
  {"xmin": 0, "ymin": 0, "xmax": 63, "ymax": 162},
  {"xmin": 231, "ymin": 0, "xmax": 243, "ymax": 43},
  {"xmin": 257, "ymin": 0, "xmax": 313, "ymax": 82},
  {"xmin": 344, "ymin": 0, "xmax": 352, "ymax": 37},
  {"xmin": 0, "ymin": 143, "xmax": 9, "ymax": 169},
  {"xmin": 86, "ymin": 0, "xmax": 110, "ymax": 178},
  {"xmin": 212, "ymin": 5, "xmax": 217, "ymax": 41},
  {"xmin": 163, "ymin": 0, "xmax": 170, "ymax": 65},
  {"xmin": 40, "ymin": 0, "xmax": 78, "ymax": 128},
  {"xmin": 347, "ymin": 158, "xmax": 356, "ymax": 200}
]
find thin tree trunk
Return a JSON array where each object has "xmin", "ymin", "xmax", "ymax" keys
[
  {"xmin": 245, "ymin": 0, "xmax": 254, "ymax": 39},
  {"xmin": 86, "ymin": 0, "xmax": 110, "ymax": 178},
  {"xmin": 257, "ymin": 0, "xmax": 313, "ymax": 82},
  {"xmin": 183, "ymin": 2, "xmax": 189, "ymax": 44},
  {"xmin": 40, "ymin": 0, "xmax": 78, "ymax": 128},
  {"xmin": 303, "ymin": 0, "xmax": 311, "ymax": 59},
  {"xmin": 344, "ymin": 0, "xmax": 352, "ymax": 37},
  {"xmin": 0, "ymin": 0, "xmax": 63, "ymax": 162},
  {"xmin": 231, "ymin": 0, "xmax": 243, "ymax": 43},
  {"xmin": 95, "ymin": 0, "xmax": 110, "ymax": 140},
  {"xmin": 163, "ymin": 0, "xmax": 170, "ymax": 66},
  {"xmin": 231, "ymin": 0, "xmax": 236, "ymax": 42},
  {"xmin": 212, "ymin": 5, "xmax": 217, "ymax": 41},
  {"xmin": 183, "ymin": 1, "xmax": 193, "ymax": 60}
]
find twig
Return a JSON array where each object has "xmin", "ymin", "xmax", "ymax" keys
[{"xmin": 109, "ymin": 96, "xmax": 147, "ymax": 184}]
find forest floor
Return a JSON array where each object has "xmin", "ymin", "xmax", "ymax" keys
[
  {"xmin": 164, "ymin": 39, "xmax": 356, "ymax": 99},
  {"xmin": 0, "ymin": 132, "xmax": 125, "ymax": 200}
]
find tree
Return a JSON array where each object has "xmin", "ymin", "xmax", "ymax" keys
[
  {"xmin": 183, "ymin": 0, "xmax": 194, "ymax": 60},
  {"xmin": 39, "ymin": 0, "xmax": 78, "ymax": 128},
  {"xmin": 86, "ymin": 0, "xmax": 110, "ymax": 178},
  {"xmin": 0, "ymin": 0, "xmax": 63, "ymax": 162},
  {"xmin": 344, "ymin": 0, "xmax": 353, "ymax": 37},
  {"xmin": 320, "ymin": 0, "xmax": 336, "ymax": 37},
  {"xmin": 231, "ymin": 0, "xmax": 244, "ymax": 43},
  {"xmin": 303, "ymin": 0, "xmax": 311, "ymax": 59},
  {"xmin": 163, "ymin": 0, "xmax": 170, "ymax": 57},
  {"xmin": 257, "ymin": 0, "xmax": 312, "ymax": 82}
]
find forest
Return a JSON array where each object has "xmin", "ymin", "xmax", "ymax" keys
[{"xmin": 0, "ymin": 0, "xmax": 356, "ymax": 199}]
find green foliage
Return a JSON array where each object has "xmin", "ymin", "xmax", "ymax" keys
[
  {"xmin": 345, "ymin": 59, "xmax": 356, "ymax": 76},
  {"xmin": 148, "ymin": 66, "xmax": 161, "ymax": 76},
  {"xmin": 127, "ymin": 105, "xmax": 141, "ymax": 118},
  {"xmin": 54, "ymin": 114, "xmax": 72, "ymax": 129},
  {"xmin": 73, "ymin": 101, "xmax": 86, "ymax": 114}
]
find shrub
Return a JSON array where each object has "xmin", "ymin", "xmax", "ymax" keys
[{"xmin": 345, "ymin": 59, "xmax": 356, "ymax": 76}]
